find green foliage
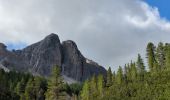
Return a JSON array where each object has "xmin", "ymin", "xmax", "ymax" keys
[
  {"xmin": 15, "ymin": 78, "xmax": 26, "ymax": 99},
  {"xmin": 116, "ymin": 66, "xmax": 123, "ymax": 84},
  {"xmin": 106, "ymin": 67, "xmax": 113, "ymax": 87},
  {"xmin": 24, "ymin": 78, "xmax": 36, "ymax": 100},
  {"xmin": 97, "ymin": 74, "xmax": 105, "ymax": 98},
  {"xmin": 81, "ymin": 80, "xmax": 90, "ymax": 100},
  {"xmin": 45, "ymin": 66, "xmax": 65, "ymax": 100},
  {"xmin": 89, "ymin": 76, "xmax": 98, "ymax": 99},
  {"xmin": 136, "ymin": 54, "xmax": 145, "ymax": 81},
  {"xmin": 146, "ymin": 42, "xmax": 157, "ymax": 73},
  {"xmin": 165, "ymin": 44, "xmax": 170, "ymax": 70},
  {"xmin": 69, "ymin": 83, "xmax": 82, "ymax": 96},
  {"xmin": 0, "ymin": 69, "xmax": 32, "ymax": 100},
  {"xmin": 63, "ymin": 83, "xmax": 82, "ymax": 100},
  {"xmin": 0, "ymin": 66, "xmax": 80, "ymax": 100},
  {"xmin": 80, "ymin": 42, "xmax": 170, "ymax": 100},
  {"xmin": 156, "ymin": 42, "xmax": 165, "ymax": 70}
]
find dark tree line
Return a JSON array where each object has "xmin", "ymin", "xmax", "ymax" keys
[{"xmin": 0, "ymin": 66, "xmax": 82, "ymax": 100}]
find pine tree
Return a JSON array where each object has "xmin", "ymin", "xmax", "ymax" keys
[
  {"xmin": 126, "ymin": 63, "xmax": 131, "ymax": 81},
  {"xmin": 90, "ymin": 75, "xmax": 98, "ymax": 99},
  {"xmin": 15, "ymin": 78, "xmax": 26, "ymax": 99},
  {"xmin": 80, "ymin": 80, "xmax": 90, "ymax": 100},
  {"xmin": 156, "ymin": 42, "xmax": 165, "ymax": 70},
  {"xmin": 106, "ymin": 67, "xmax": 113, "ymax": 87},
  {"xmin": 112, "ymin": 71, "xmax": 116, "ymax": 84},
  {"xmin": 136, "ymin": 54, "xmax": 145, "ymax": 80},
  {"xmin": 130, "ymin": 62, "xmax": 137, "ymax": 81},
  {"xmin": 116, "ymin": 66, "xmax": 123, "ymax": 84},
  {"xmin": 69, "ymin": 83, "xmax": 82, "ymax": 100},
  {"xmin": 45, "ymin": 66, "xmax": 64, "ymax": 100},
  {"xmin": 124, "ymin": 64, "xmax": 129, "ymax": 83},
  {"xmin": 34, "ymin": 76, "xmax": 47, "ymax": 100},
  {"xmin": 97, "ymin": 75, "xmax": 104, "ymax": 98},
  {"xmin": 146, "ymin": 42, "xmax": 157, "ymax": 72},
  {"xmin": 24, "ymin": 78, "xmax": 36, "ymax": 100},
  {"xmin": 165, "ymin": 46, "xmax": 170, "ymax": 70}
]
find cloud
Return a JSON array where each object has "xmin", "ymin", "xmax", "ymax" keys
[{"xmin": 0, "ymin": 0, "xmax": 170, "ymax": 70}]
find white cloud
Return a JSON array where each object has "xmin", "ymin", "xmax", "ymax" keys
[{"xmin": 0, "ymin": 0, "xmax": 170, "ymax": 70}]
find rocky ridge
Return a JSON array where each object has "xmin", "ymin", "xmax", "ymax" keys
[{"xmin": 0, "ymin": 33, "xmax": 106, "ymax": 82}]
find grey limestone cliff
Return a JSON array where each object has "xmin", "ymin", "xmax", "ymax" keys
[{"xmin": 0, "ymin": 33, "xmax": 106, "ymax": 82}]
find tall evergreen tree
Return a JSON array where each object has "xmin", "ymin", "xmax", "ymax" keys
[
  {"xmin": 156, "ymin": 42, "xmax": 165, "ymax": 70},
  {"xmin": 112, "ymin": 71, "xmax": 116, "ymax": 84},
  {"xmin": 24, "ymin": 78, "xmax": 36, "ymax": 100},
  {"xmin": 106, "ymin": 67, "xmax": 113, "ymax": 87},
  {"xmin": 165, "ymin": 46, "xmax": 170, "ymax": 70},
  {"xmin": 45, "ymin": 66, "xmax": 64, "ymax": 100},
  {"xmin": 136, "ymin": 54, "xmax": 145, "ymax": 80},
  {"xmin": 15, "ymin": 78, "xmax": 26, "ymax": 99},
  {"xmin": 116, "ymin": 66, "xmax": 123, "ymax": 84},
  {"xmin": 126, "ymin": 63, "xmax": 131, "ymax": 82},
  {"xmin": 80, "ymin": 80, "xmax": 90, "ymax": 100},
  {"xmin": 130, "ymin": 62, "xmax": 137, "ymax": 81},
  {"xmin": 34, "ymin": 76, "xmax": 47, "ymax": 100},
  {"xmin": 146, "ymin": 42, "xmax": 157, "ymax": 72},
  {"xmin": 68, "ymin": 83, "xmax": 82, "ymax": 100},
  {"xmin": 90, "ymin": 76, "xmax": 98, "ymax": 99},
  {"xmin": 97, "ymin": 74, "xmax": 104, "ymax": 98}
]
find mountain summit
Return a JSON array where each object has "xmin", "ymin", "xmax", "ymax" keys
[{"xmin": 0, "ymin": 33, "xmax": 106, "ymax": 82}]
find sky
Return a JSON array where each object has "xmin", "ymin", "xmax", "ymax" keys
[
  {"xmin": 146, "ymin": 0, "xmax": 170, "ymax": 20},
  {"xmin": 0, "ymin": 0, "xmax": 170, "ymax": 71}
]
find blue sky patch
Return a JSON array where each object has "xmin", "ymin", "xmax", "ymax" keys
[
  {"xmin": 7, "ymin": 43, "xmax": 27, "ymax": 51},
  {"xmin": 146, "ymin": 0, "xmax": 170, "ymax": 20}
]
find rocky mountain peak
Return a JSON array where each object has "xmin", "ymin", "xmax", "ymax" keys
[
  {"xmin": 62, "ymin": 40, "xmax": 80, "ymax": 54},
  {"xmin": 44, "ymin": 33, "xmax": 60, "ymax": 43},
  {"xmin": 62, "ymin": 40, "xmax": 77, "ymax": 46},
  {"xmin": 0, "ymin": 33, "xmax": 106, "ymax": 82},
  {"xmin": 40, "ymin": 33, "xmax": 61, "ymax": 48},
  {"xmin": 20, "ymin": 33, "xmax": 63, "ymax": 76}
]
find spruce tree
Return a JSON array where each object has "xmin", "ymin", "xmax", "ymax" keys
[
  {"xmin": 116, "ymin": 66, "xmax": 123, "ymax": 84},
  {"xmin": 126, "ymin": 63, "xmax": 131, "ymax": 81},
  {"xmin": 165, "ymin": 46, "xmax": 170, "ymax": 70},
  {"xmin": 156, "ymin": 42, "xmax": 165, "ymax": 70},
  {"xmin": 91, "ymin": 75, "xmax": 99, "ymax": 99},
  {"xmin": 24, "ymin": 78, "xmax": 36, "ymax": 100},
  {"xmin": 146, "ymin": 42, "xmax": 157, "ymax": 72},
  {"xmin": 136, "ymin": 54, "xmax": 145, "ymax": 80},
  {"xmin": 15, "ymin": 78, "xmax": 26, "ymax": 99},
  {"xmin": 130, "ymin": 62, "xmax": 137, "ymax": 81},
  {"xmin": 106, "ymin": 67, "xmax": 113, "ymax": 87},
  {"xmin": 112, "ymin": 71, "xmax": 116, "ymax": 84},
  {"xmin": 45, "ymin": 66, "xmax": 64, "ymax": 100},
  {"xmin": 97, "ymin": 74, "xmax": 104, "ymax": 98},
  {"xmin": 80, "ymin": 80, "xmax": 90, "ymax": 100},
  {"xmin": 34, "ymin": 76, "xmax": 47, "ymax": 100}
]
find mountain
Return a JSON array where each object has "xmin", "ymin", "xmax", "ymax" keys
[{"xmin": 0, "ymin": 33, "xmax": 106, "ymax": 82}]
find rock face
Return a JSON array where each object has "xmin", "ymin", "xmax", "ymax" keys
[
  {"xmin": 19, "ymin": 34, "xmax": 63, "ymax": 76},
  {"xmin": 0, "ymin": 43, "xmax": 29, "ymax": 72},
  {"xmin": 0, "ymin": 33, "xmax": 106, "ymax": 82}
]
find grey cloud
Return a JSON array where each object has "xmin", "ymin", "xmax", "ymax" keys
[{"xmin": 0, "ymin": 0, "xmax": 170, "ymax": 70}]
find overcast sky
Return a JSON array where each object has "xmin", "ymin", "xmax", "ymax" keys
[{"xmin": 0, "ymin": 0, "xmax": 170, "ymax": 70}]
